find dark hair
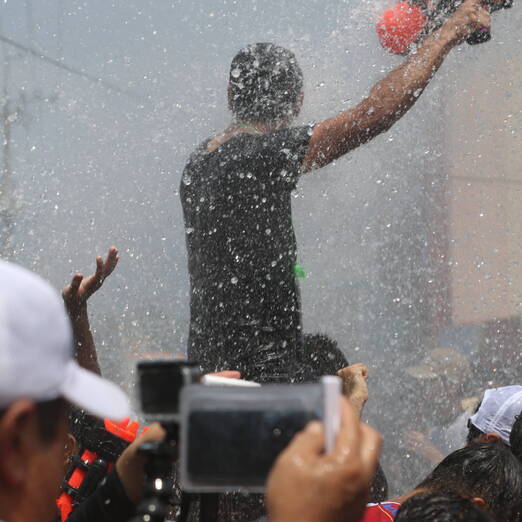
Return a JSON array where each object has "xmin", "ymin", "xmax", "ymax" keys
[
  {"xmin": 35, "ymin": 398, "xmax": 68, "ymax": 443},
  {"xmin": 300, "ymin": 333, "xmax": 349, "ymax": 381},
  {"xmin": 299, "ymin": 333, "xmax": 389, "ymax": 502},
  {"xmin": 395, "ymin": 492, "xmax": 494, "ymax": 522},
  {"xmin": 466, "ymin": 400, "xmax": 484, "ymax": 445},
  {"xmin": 370, "ymin": 463, "xmax": 389, "ymax": 503},
  {"xmin": 466, "ymin": 422, "xmax": 485, "ymax": 445},
  {"xmin": 417, "ymin": 443, "xmax": 522, "ymax": 521},
  {"xmin": 0, "ymin": 397, "xmax": 68, "ymax": 445},
  {"xmin": 228, "ymin": 43, "xmax": 303, "ymax": 124},
  {"xmin": 510, "ymin": 412, "xmax": 522, "ymax": 462}
]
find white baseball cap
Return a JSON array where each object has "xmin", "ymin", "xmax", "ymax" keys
[
  {"xmin": 0, "ymin": 261, "xmax": 130, "ymax": 420},
  {"xmin": 470, "ymin": 386, "xmax": 522, "ymax": 445}
]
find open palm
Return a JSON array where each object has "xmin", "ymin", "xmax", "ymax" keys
[{"xmin": 63, "ymin": 247, "xmax": 119, "ymax": 317}]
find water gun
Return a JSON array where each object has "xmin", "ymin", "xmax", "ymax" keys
[
  {"xmin": 57, "ymin": 415, "xmax": 140, "ymax": 521},
  {"xmin": 376, "ymin": 0, "xmax": 513, "ymax": 55}
]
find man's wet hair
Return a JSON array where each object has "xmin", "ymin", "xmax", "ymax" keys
[
  {"xmin": 509, "ymin": 412, "xmax": 522, "ymax": 462},
  {"xmin": 228, "ymin": 43, "xmax": 303, "ymax": 125},
  {"xmin": 395, "ymin": 492, "xmax": 494, "ymax": 522},
  {"xmin": 0, "ymin": 397, "xmax": 67, "ymax": 445},
  {"xmin": 300, "ymin": 333, "xmax": 348, "ymax": 380},
  {"xmin": 416, "ymin": 443, "xmax": 522, "ymax": 522}
]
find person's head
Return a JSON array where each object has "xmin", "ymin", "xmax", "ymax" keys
[
  {"xmin": 0, "ymin": 261, "xmax": 129, "ymax": 522},
  {"xmin": 0, "ymin": 397, "xmax": 69, "ymax": 522},
  {"xmin": 300, "ymin": 333, "xmax": 349, "ymax": 382},
  {"xmin": 395, "ymin": 492, "xmax": 494, "ymax": 522},
  {"xmin": 509, "ymin": 412, "xmax": 522, "ymax": 462},
  {"xmin": 416, "ymin": 443, "xmax": 522, "ymax": 521},
  {"xmin": 467, "ymin": 386, "xmax": 522, "ymax": 448},
  {"xmin": 299, "ymin": 334, "xmax": 388, "ymax": 502},
  {"xmin": 228, "ymin": 43, "xmax": 304, "ymax": 127}
]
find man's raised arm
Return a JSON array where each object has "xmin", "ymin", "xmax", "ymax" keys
[
  {"xmin": 62, "ymin": 247, "xmax": 119, "ymax": 375},
  {"xmin": 303, "ymin": 0, "xmax": 490, "ymax": 171}
]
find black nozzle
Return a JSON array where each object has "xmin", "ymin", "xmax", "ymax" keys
[{"xmin": 466, "ymin": 27, "xmax": 492, "ymax": 44}]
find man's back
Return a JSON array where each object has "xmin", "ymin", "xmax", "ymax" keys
[{"xmin": 181, "ymin": 126, "xmax": 312, "ymax": 381}]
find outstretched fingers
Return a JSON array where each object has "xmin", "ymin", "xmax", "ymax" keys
[
  {"xmin": 69, "ymin": 273, "xmax": 83, "ymax": 294},
  {"xmin": 103, "ymin": 247, "xmax": 119, "ymax": 277}
]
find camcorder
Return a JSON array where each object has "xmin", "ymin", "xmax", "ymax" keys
[
  {"xmin": 131, "ymin": 359, "xmax": 341, "ymax": 522},
  {"xmin": 377, "ymin": 0, "xmax": 513, "ymax": 55}
]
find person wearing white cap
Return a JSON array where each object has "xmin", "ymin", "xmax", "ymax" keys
[
  {"xmin": 0, "ymin": 260, "xmax": 130, "ymax": 522},
  {"xmin": 467, "ymin": 385, "xmax": 522, "ymax": 448}
]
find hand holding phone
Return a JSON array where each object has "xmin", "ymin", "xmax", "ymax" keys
[
  {"xmin": 266, "ymin": 397, "xmax": 382, "ymax": 522},
  {"xmin": 180, "ymin": 379, "xmax": 336, "ymax": 492}
]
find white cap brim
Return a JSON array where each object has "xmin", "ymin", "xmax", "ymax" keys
[{"xmin": 60, "ymin": 360, "xmax": 131, "ymax": 421}]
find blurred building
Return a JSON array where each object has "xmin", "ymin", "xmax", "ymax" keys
[{"xmin": 436, "ymin": 44, "xmax": 521, "ymax": 384}]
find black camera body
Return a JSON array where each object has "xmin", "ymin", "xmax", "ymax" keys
[
  {"xmin": 137, "ymin": 359, "xmax": 203, "ymax": 423},
  {"xmin": 131, "ymin": 360, "xmax": 203, "ymax": 522},
  {"xmin": 131, "ymin": 360, "xmax": 340, "ymax": 522}
]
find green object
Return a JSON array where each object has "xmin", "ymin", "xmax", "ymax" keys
[{"xmin": 293, "ymin": 264, "xmax": 307, "ymax": 278}]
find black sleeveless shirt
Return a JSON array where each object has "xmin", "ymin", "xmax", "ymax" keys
[{"xmin": 180, "ymin": 126, "xmax": 312, "ymax": 382}]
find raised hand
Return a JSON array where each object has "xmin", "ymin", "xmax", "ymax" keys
[
  {"xmin": 337, "ymin": 363, "xmax": 369, "ymax": 417},
  {"xmin": 62, "ymin": 247, "xmax": 119, "ymax": 318},
  {"xmin": 445, "ymin": 0, "xmax": 492, "ymax": 42}
]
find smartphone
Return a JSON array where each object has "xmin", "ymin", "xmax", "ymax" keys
[{"xmin": 179, "ymin": 377, "xmax": 340, "ymax": 492}]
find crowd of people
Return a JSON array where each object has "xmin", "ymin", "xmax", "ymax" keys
[
  {"xmin": 0, "ymin": 0, "xmax": 521, "ymax": 520},
  {"xmin": 0, "ymin": 249, "xmax": 520, "ymax": 522}
]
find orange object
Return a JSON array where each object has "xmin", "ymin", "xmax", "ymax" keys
[
  {"xmin": 376, "ymin": 2, "xmax": 427, "ymax": 55},
  {"xmin": 57, "ymin": 417, "xmax": 141, "ymax": 521},
  {"xmin": 57, "ymin": 449, "xmax": 99, "ymax": 521},
  {"xmin": 104, "ymin": 417, "xmax": 140, "ymax": 442}
]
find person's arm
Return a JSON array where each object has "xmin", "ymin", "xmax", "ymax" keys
[
  {"xmin": 64, "ymin": 470, "xmax": 136, "ymax": 522},
  {"xmin": 62, "ymin": 247, "xmax": 119, "ymax": 376},
  {"xmin": 302, "ymin": 0, "xmax": 491, "ymax": 171},
  {"xmin": 404, "ymin": 430, "xmax": 445, "ymax": 465},
  {"xmin": 64, "ymin": 423, "xmax": 166, "ymax": 522},
  {"xmin": 266, "ymin": 396, "xmax": 382, "ymax": 522}
]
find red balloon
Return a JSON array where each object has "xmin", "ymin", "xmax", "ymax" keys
[{"xmin": 376, "ymin": 2, "xmax": 427, "ymax": 55}]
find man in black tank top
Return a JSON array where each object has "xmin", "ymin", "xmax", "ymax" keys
[
  {"xmin": 181, "ymin": 4, "xmax": 491, "ymax": 383},
  {"xmin": 181, "ymin": 47, "xmax": 311, "ymax": 381}
]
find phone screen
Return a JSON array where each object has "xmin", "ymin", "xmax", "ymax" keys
[{"xmin": 185, "ymin": 408, "xmax": 317, "ymax": 487}]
